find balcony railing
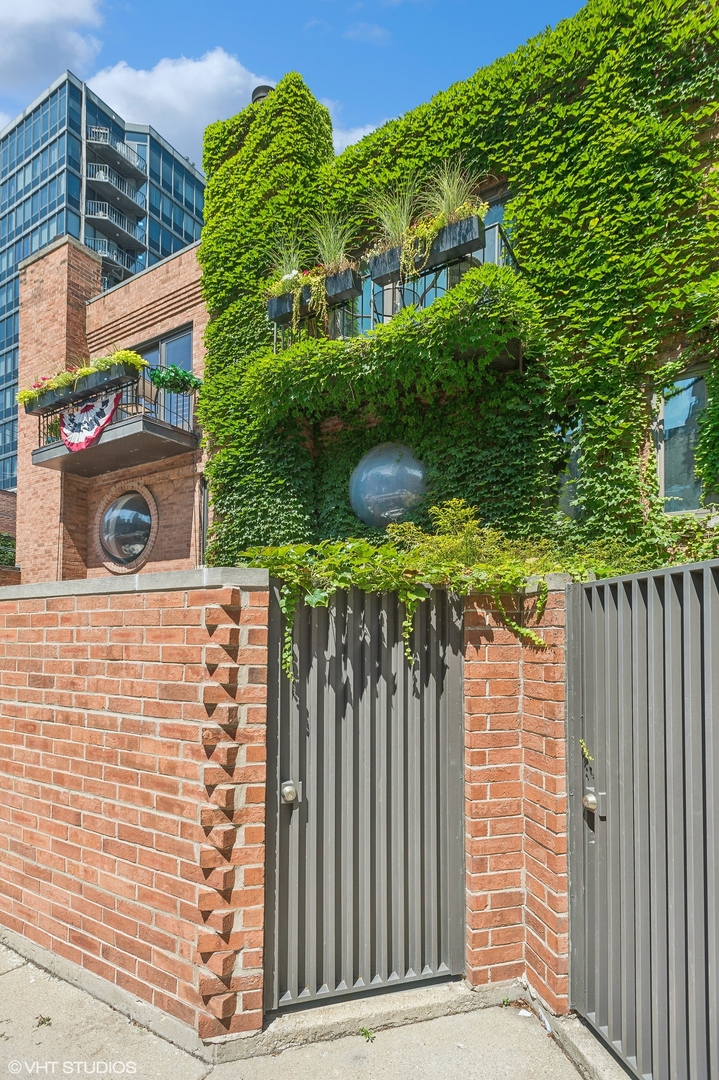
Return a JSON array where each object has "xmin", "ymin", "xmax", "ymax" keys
[
  {"xmin": 85, "ymin": 200, "xmax": 145, "ymax": 244},
  {"xmin": 86, "ymin": 127, "xmax": 145, "ymax": 174},
  {"xmin": 86, "ymin": 163, "xmax": 146, "ymax": 210},
  {"xmin": 37, "ymin": 373, "xmax": 195, "ymax": 449},
  {"xmin": 84, "ymin": 236, "xmax": 139, "ymax": 273}
]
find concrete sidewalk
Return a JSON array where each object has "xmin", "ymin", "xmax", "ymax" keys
[{"xmin": 0, "ymin": 944, "xmax": 623, "ymax": 1080}]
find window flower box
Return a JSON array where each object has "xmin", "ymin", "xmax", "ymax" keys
[
  {"xmin": 368, "ymin": 245, "xmax": 401, "ymax": 286},
  {"xmin": 424, "ymin": 214, "xmax": 485, "ymax": 270},
  {"xmin": 325, "ymin": 267, "xmax": 362, "ymax": 304},
  {"xmin": 368, "ymin": 216, "xmax": 486, "ymax": 286},
  {"xmin": 24, "ymin": 363, "xmax": 141, "ymax": 415},
  {"xmin": 267, "ymin": 286, "xmax": 311, "ymax": 325}
]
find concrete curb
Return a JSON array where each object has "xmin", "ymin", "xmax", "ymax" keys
[
  {"xmin": 209, "ymin": 978, "xmax": 525, "ymax": 1063},
  {"xmin": 0, "ymin": 931, "xmax": 529, "ymax": 1066},
  {"xmin": 547, "ymin": 1013, "xmax": 633, "ymax": 1080},
  {"xmin": 0, "ymin": 927, "xmax": 212, "ymax": 1061}
]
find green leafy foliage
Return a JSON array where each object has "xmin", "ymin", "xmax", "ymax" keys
[
  {"xmin": 239, "ymin": 498, "xmax": 686, "ymax": 675},
  {"xmin": 0, "ymin": 532, "xmax": 16, "ymax": 567},
  {"xmin": 198, "ymin": 3, "xmax": 719, "ymax": 588},
  {"xmin": 148, "ymin": 365, "xmax": 203, "ymax": 393}
]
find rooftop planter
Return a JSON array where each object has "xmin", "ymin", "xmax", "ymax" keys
[
  {"xmin": 369, "ymin": 246, "xmax": 401, "ymax": 286},
  {"xmin": 267, "ymin": 285, "xmax": 311, "ymax": 326},
  {"xmin": 369, "ymin": 215, "xmax": 486, "ymax": 286},
  {"xmin": 325, "ymin": 267, "xmax": 362, "ymax": 304},
  {"xmin": 424, "ymin": 214, "xmax": 485, "ymax": 270},
  {"xmin": 23, "ymin": 361, "xmax": 142, "ymax": 416}
]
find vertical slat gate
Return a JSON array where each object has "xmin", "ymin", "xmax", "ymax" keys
[
  {"xmin": 265, "ymin": 586, "xmax": 465, "ymax": 1010},
  {"xmin": 568, "ymin": 561, "xmax": 719, "ymax": 1080}
]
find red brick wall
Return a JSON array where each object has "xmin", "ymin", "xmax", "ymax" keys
[
  {"xmin": 85, "ymin": 244, "xmax": 207, "ymax": 378},
  {"xmin": 0, "ymin": 572, "xmax": 269, "ymax": 1040},
  {"xmin": 464, "ymin": 587, "xmax": 568, "ymax": 1013},
  {"xmin": 0, "ymin": 491, "xmax": 17, "ymax": 538},
  {"xmin": 17, "ymin": 242, "xmax": 209, "ymax": 585},
  {"xmin": 16, "ymin": 238, "xmax": 102, "ymax": 584}
]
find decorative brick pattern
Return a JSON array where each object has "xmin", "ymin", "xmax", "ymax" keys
[
  {"xmin": 85, "ymin": 244, "xmax": 207, "ymax": 377},
  {"xmin": 464, "ymin": 589, "xmax": 568, "ymax": 1013},
  {"xmin": 0, "ymin": 579, "xmax": 269, "ymax": 1039}
]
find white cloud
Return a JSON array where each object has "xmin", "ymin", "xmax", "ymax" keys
[
  {"xmin": 333, "ymin": 123, "xmax": 377, "ymax": 153},
  {"xmin": 89, "ymin": 48, "xmax": 269, "ymax": 166},
  {"xmin": 345, "ymin": 22, "xmax": 390, "ymax": 45},
  {"xmin": 0, "ymin": 0, "xmax": 101, "ymax": 90}
]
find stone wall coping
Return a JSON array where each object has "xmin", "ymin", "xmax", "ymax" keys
[
  {"xmin": 0, "ymin": 566, "xmax": 269, "ymax": 601},
  {"xmin": 18, "ymin": 234, "xmax": 102, "ymax": 273}
]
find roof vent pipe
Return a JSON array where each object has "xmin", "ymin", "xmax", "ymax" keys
[{"xmin": 252, "ymin": 85, "xmax": 274, "ymax": 104}]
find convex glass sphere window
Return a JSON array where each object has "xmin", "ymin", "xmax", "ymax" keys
[
  {"xmin": 100, "ymin": 491, "xmax": 152, "ymax": 564},
  {"xmin": 349, "ymin": 443, "xmax": 427, "ymax": 528}
]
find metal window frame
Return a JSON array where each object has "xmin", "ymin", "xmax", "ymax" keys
[{"xmin": 655, "ymin": 363, "xmax": 714, "ymax": 517}]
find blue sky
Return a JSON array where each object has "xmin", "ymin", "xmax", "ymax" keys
[{"xmin": 0, "ymin": 0, "xmax": 585, "ymax": 166}]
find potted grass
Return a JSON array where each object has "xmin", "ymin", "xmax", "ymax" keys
[
  {"xmin": 266, "ymin": 233, "xmax": 313, "ymax": 326},
  {"xmin": 418, "ymin": 160, "xmax": 489, "ymax": 270},
  {"xmin": 367, "ymin": 179, "xmax": 418, "ymax": 285},
  {"xmin": 18, "ymin": 350, "xmax": 147, "ymax": 415},
  {"xmin": 309, "ymin": 213, "xmax": 362, "ymax": 303}
]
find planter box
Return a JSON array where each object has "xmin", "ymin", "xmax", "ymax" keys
[
  {"xmin": 368, "ymin": 217, "xmax": 485, "ymax": 286},
  {"xmin": 325, "ymin": 267, "xmax": 362, "ymax": 304},
  {"xmin": 267, "ymin": 286, "xmax": 311, "ymax": 326},
  {"xmin": 423, "ymin": 215, "xmax": 485, "ymax": 271},
  {"xmin": 24, "ymin": 363, "xmax": 141, "ymax": 415},
  {"xmin": 369, "ymin": 246, "xmax": 401, "ymax": 286}
]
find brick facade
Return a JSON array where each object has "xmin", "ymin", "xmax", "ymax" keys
[
  {"xmin": 0, "ymin": 571, "xmax": 269, "ymax": 1041},
  {"xmin": 16, "ymin": 239, "xmax": 207, "ymax": 586},
  {"xmin": 16, "ymin": 237, "xmax": 102, "ymax": 585},
  {"xmin": 464, "ymin": 587, "xmax": 568, "ymax": 1013},
  {"xmin": 0, "ymin": 572, "xmax": 570, "ymax": 1051}
]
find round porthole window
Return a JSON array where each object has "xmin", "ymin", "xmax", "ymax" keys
[
  {"xmin": 100, "ymin": 491, "xmax": 153, "ymax": 565},
  {"xmin": 349, "ymin": 442, "xmax": 427, "ymax": 528}
]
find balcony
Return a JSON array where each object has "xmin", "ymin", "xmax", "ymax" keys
[
  {"xmin": 86, "ymin": 163, "xmax": 146, "ymax": 215},
  {"xmin": 86, "ymin": 200, "xmax": 145, "ymax": 250},
  {"xmin": 86, "ymin": 127, "xmax": 146, "ymax": 180},
  {"xmin": 31, "ymin": 373, "xmax": 198, "ymax": 477},
  {"xmin": 84, "ymin": 236, "xmax": 139, "ymax": 278}
]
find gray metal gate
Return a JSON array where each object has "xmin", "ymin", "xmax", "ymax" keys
[
  {"xmin": 567, "ymin": 562, "xmax": 719, "ymax": 1080},
  {"xmin": 264, "ymin": 586, "xmax": 465, "ymax": 1011}
]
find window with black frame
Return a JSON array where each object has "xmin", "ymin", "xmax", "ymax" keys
[
  {"xmin": 137, "ymin": 328, "xmax": 193, "ymax": 429},
  {"xmin": 659, "ymin": 372, "xmax": 718, "ymax": 513}
]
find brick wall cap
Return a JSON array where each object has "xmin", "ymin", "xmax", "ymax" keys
[
  {"xmin": 0, "ymin": 566, "xmax": 268, "ymax": 600},
  {"xmin": 18, "ymin": 234, "xmax": 102, "ymax": 273},
  {"xmin": 520, "ymin": 573, "xmax": 575, "ymax": 594}
]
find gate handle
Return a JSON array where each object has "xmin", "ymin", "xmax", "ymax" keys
[
  {"xmin": 281, "ymin": 780, "xmax": 301, "ymax": 805},
  {"xmin": 582, "ymin": 792, "xmax": 597, "ymax": 811}
]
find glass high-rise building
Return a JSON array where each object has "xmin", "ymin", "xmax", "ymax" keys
[{"xmin": 0, "ymin": 71, "xmax": 206, "ymax": 490}]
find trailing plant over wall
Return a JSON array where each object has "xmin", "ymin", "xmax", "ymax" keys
[{"xmin": 199, "ymin": 0, "xmax": 719, "ymax": 574}]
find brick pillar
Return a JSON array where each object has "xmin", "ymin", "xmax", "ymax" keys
[
  {"xmin": 464, "ymin": 586, "xmax": 569, "ymax": 1013},
  {"xmin": 16, "ymin": 236, "xmax": 102, "ymax": 583}
]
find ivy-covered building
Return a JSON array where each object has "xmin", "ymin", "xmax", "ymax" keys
[{"xmin": 197, "ymin": 0, "xmax": 719, "ymax": 574}]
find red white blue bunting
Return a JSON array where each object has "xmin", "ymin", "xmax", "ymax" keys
[{"xmin": 60, "ymin": 392, "xmax": 122, "ymax": 452}]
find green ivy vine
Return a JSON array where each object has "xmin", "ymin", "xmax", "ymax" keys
[{"xmin": 197, "ymin": 0, "xmax": 719, "ymax": 608}]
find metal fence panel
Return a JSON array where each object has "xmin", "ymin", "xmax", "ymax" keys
[
  {"xmin": 264, "ymin": 585, "xmax": 465, "ymax": 1011},
  {"xmin": 568, "ymin": 561, "xmax": 719, "ymax": 1080}
]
